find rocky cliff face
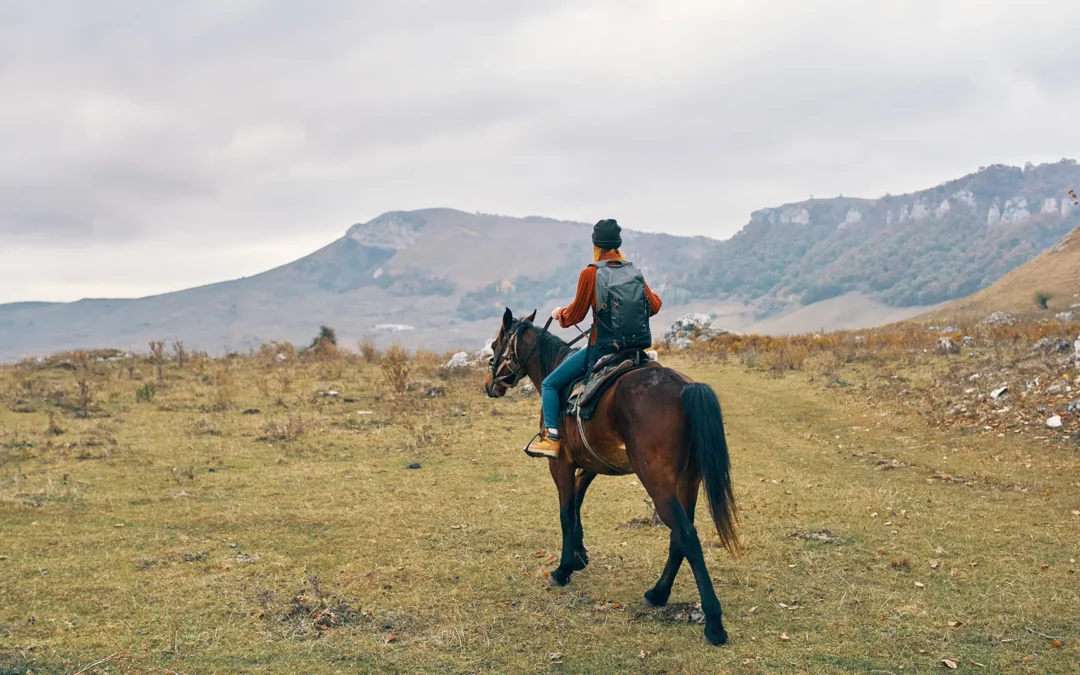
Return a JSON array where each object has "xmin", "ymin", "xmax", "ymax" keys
[{"xmin": 687, "ymin": 160, "xmax": 1080, "ymax": 312}]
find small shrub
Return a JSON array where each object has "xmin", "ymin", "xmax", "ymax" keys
[
  {"xmin": 310, "ymin": 326, "xmax": 338, "ymax": 357},
  {"xmin": 1034, "ymin": 291, "xmax": 1052, "ymax": 310},
  {"xmin": 72, "ymin": 351, "xmax": 93, "ymax": 417},
  {"xmin": 381, "ymin": 344, "xmax": 411, "ymax": 394},
  {"xmin": 172, "ymin": 340, "xmax": 187, "ymax": 370},
  {"xmin": 359, "ymin": 335, "xmax": 379, "ymax": 363},
  {"xmin": 46, "ymin": 410, "xmax": 64, "ymax": 436},
  {"xmin": 136, "ymin": 384, "xmax": 157, "ymax": 402},
  {"xmin": 149, "ymin": 341, "xmax": 166, "ymax": 381},
  {"xmin": 212, "ymin": 362, "xmax": 236, "ymax": 411}
]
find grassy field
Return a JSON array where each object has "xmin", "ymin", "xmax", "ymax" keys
[{"xmin": 1, "ymin": 334, "xmax": 1078, "ymax": 673}]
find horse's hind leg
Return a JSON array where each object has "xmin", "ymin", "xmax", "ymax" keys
[
  {"xmin": 572, "ymin": 470, "xmax": 596, "ymax": 569},
  {"xmin": 643, "ymin": 478, "xmax": 698, "ymax": 608},
  {"xmin": 648, "ymin": 483, "xmax": 728, "ymax": 645}
]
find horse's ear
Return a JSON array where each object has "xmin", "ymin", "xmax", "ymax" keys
[
  {"xmin": 502, "ymin": 307, "xmax": 513, "ymax": 329},
  {"xmin": 523, "ymin": 309, "xmax": 537, "ymax": 323}
]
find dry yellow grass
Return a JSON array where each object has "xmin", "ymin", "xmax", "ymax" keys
[{"xmin": 1, "ymin": 340, "xmax": 1078, "ymax": 673}]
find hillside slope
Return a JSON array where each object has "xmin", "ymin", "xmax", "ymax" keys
[{"xmin": 924, "ymin": 224, "xmax": 1080, "ymax": 318}]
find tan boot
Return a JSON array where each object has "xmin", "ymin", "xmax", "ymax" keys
[{"xmin": 525, "ymin": 432, "xmax": 561, "ymax": 459}]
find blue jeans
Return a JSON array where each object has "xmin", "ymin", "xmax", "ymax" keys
[{"xmin": 541, "ymin": 348, "xmax": 590, "ymax": 433}]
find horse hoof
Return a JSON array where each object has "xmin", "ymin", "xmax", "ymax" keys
[
  {"xmin": 703, "ymin": 623, "xmax": 728, "ymax": 646},
  {"xmin": 642, "ymin": 590, "xmax": 668, "ymax": 608},
  {"xmin": 546, "ymin": 569, "xmax": 571, "ymax": 587}
]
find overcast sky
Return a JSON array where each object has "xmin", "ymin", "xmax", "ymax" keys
[{"xmin": 2, "ymin": 0, "xmax": 1079, "ymax": 303}]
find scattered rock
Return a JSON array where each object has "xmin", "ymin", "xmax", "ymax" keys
[
  {"xmin": 991, "ymin": 386, "xmax": 1008, "ymax": 400},
  {"xmin": 277, "ymin": 353, "xmax": 288, "ymax": 362},
  {"xmin": 520, "ymin": 381, "xmax": 537, "ymax": 397},
  {"xmin": 937, "ymin": 337, "xmax": 960, "ymax": 355},
  {"xmin": 980, "ymin": 311, "xmax": 1017, "ymax": 327},
  {"xmin": 406, "ymin": 463, "xmax": 422, "ymax": 469},
  {"xmin": 1033, "ymin": 338, "xmax": 1072, "ymax": 353},
  {"xmin": 242, "ymin": 409, "xmax": 261, "ymax": 415},
  {"xmin": 663, "ymin": 313, "xmax": 727, "ymax": 348},
  {"xmin": 1056, "ymin": 311, "xmax": 1075, "ymax": 322},
  {"xmin": 961, "ymin": 336, "xmax": 976, "ymax": 347},
  {"xmin": 1067, "ymin": 400, "xmax": 1080, "ymax": 415},
  {"xmin": 476, "ymin": 339, "xmax": 495, "ymax": 362},
  {"xmin": 444, "ymin": 352, "xmax": 472, "ymax": 369},
  {"xmin": 671, "ymin": 313, "xmax": 712, "ymax": 333},
  {"xmin": 321, "ymin": 390, "xmax": 339, "ymax": 397},
  {"xmin": 1047, "ymin": 415, "xmax": 1063, "ymax": 428},
  {"xmin": 236, "ymin": 552, "xmax": 259, "ymax": 564},
  {"xmin": 406, "ymin": 380, "xmax": 444, "ymax": 398}
]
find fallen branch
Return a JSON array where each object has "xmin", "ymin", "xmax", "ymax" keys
[
  {"xmin": 74, "ymin": 652, "xmax": 121, "ymax": 675},
  {"xmin": 1025, "ymin": 626, "xmax": 1064, "ymax": 640}
]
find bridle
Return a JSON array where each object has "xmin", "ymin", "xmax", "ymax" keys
[{"xmin": 489, "ymin": 316, "xmax": 553, "ymax": 388}]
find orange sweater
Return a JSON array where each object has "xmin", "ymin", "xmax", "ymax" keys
[{"xmin": 557, "ymin": 251, "xmax": 662, "ymax": 344}]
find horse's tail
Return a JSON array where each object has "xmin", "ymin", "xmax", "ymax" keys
[{"xmin": 681, "ymin": 382, "xmax": 741, "ymax": 555}]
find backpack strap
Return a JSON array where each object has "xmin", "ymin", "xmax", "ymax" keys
[{"xmin": 588, "ymin": 259, "xmax": 630, "ymax": 269}]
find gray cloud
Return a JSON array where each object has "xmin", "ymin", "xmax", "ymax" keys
[{"xmin": 2, "ymin": 0, "xmax": 1080, "ymax": 302}]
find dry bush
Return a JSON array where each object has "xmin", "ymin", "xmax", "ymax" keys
[
  {"xmin": 312, "ymin": 339, "xmax": 339, "ymax": 361},
  {"xmin": 149, "ymin": 341, "xmax": 166, "ymax": 382},
  {"xmin": 259, "ymin": 413, "xmax": 305, "ymax": 442},
  {"xmin": 189, "ymin": 350, "xmax": 207, "ymax": 375},
  {"xmin": 211, "ymin": 361, "xmax": 236, "ymax": 411},
  {"xmin": 381, "ymin": 344, "xmax": 411, "ymax": 394},
  {"xmin": 46, "ymin": 409, "xmax": 64, "ymax": 436},
  {"xmin": 412, "ymin": 348, "xmax": 441, "ymax": 378},
  {"xmin": 172, "ymin": 340, "xmax": 187, "ymax": 370},
  {"xmin": 358, "ymin": 335, "xmax": 379, "ymax": 364},
  {"xmin": 72, "ymin": 351, "xmax": 93, "ymax": 417}
]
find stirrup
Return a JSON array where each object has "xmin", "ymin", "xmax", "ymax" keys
[{"xmin": 524, "ymin": 432, "xmax": 561, "ymax": 457}]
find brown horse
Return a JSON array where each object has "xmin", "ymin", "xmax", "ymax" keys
[{"xmin": 484, "ymin": 308, "xmax": 740, "ymax": 645}]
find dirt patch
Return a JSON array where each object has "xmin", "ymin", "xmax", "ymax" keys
[
  {"xmin": 789, "ymin": 529, "xmax": 843, "ymax": 544},
  {"xmin": 648, "ymin": 602, "xmax": 705, "ymax": 625},
  {"xmin": 258, "ymin": 576, "xmax": 363, "ymax": 639}
]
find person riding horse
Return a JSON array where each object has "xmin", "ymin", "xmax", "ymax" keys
[{"xmin": 527, "ymin": 219, "xmax": 663, "ymax": 459}]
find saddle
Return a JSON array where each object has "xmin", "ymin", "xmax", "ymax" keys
[{"xmin": 563, "ymin": 348, "xmax": 656, "ymax": 421}]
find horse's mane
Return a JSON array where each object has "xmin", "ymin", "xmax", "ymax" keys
[{"xmin": 520, "ymin": 321, "xmax": 573, "ymax": 374}]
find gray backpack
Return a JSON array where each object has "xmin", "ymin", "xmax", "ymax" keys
[{"xmin": 590, "ymin": 260, "xmax": 652, "ymax": 352}]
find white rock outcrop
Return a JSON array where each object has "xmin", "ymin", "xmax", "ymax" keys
[{"xmin": 444, "ymin": 352, "xmax": 472, "ymax": 369}]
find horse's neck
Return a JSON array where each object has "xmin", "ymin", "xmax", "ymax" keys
[{"xmin": 522, "ymin": 332, "xmax": 554, "ymax": 392}]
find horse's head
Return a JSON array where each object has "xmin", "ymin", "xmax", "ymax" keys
[{"xmin": 484, "ymin": 307, "xmax": 536, "ymax": 398}]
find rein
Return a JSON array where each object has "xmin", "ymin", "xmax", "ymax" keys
[
  {"xmin": 491, "ymin": 316, "xmax": 554, "ymax": 387},
  {"xmin": 490, "ymin": 316, "xmax": 592, "ymax": 387}
]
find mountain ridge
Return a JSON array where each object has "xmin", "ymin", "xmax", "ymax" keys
[{"xmin": 3, "ymin": 160, "xmax": 1080, "ymax": 360}]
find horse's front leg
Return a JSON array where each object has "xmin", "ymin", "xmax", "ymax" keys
[
  {"xmin": 572, "ymin": 470, "xmax": 597, "ymax": 570},
  {"xmin": 547, "ymin": 457, "xmax": 580, "ymax": 587}
]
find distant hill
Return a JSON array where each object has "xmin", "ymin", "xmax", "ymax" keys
[
  {"xmin": 3, "ymin": 160, "xmax": 1080, "ymax": 359},
  {"xmin": 923, "ymin": 224, "xmax": 1080, "ymax": 319},
  {"xmin": 0, "ymin": 210, "xmax": 715, "ymax": 359}
]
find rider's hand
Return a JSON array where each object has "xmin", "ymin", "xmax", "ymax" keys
[{"xmin": 551, "ymin": 307, "xmax": 563, "ymax": 321}]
